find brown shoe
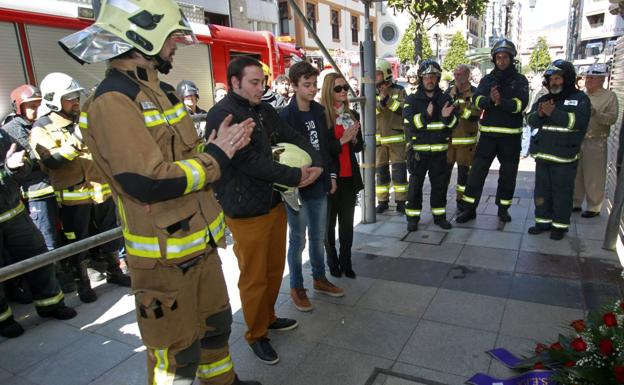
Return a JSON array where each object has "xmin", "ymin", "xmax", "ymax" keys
[
  {"xmin": 313, "ymin": 277, "xmax": 345, "ymax": 297},
  {"xmin": 290, "ymin": 288, "xmax": 313, "ymax": 312}
]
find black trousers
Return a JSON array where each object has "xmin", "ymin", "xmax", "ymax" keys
[
  {"xmin": 28, "ymin": 196, "xmax": 62, "ymax": 251},
  {"xmin": 406, "ymin": 151, "xmax": 449, "ymax": 222},
  {"xmin": 446, "ymin": 164, "xmax": 470, "ymax": 202},
  {"xmin": 325, "ymin": 177, "xmax": 357, "ymax": 271},
  {"xmin": 0, "ymin": 211, "xmax": 64, "ymax": 316},
  {"xmin": 460, "ymin": 134, "xmax": 521, "ymax": 209},
  {"xmin": 533, "ymin": 160, "xmax": 578, "ymax": 230}
]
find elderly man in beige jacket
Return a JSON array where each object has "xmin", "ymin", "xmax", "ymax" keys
[{"xmin": 573, "ymin": 64, "xmax": 619, "ymax": 218}]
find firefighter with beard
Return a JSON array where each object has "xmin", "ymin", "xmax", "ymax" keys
[
  {"xmin": 59, "ymin": 0, "xmax": 259, "ymax": 383},
  {"xmin": 526, "ymin": 60, "xmax": 590, "ymax": 240},
  {"xmin": 445, "ymin": 64, "xmax": 480, "ymax": 208},
  {"xmin": 375, "ymin": 58, "xmax": 408, "ymax": 213},
  {"xmin": 403, "ymin": 60, "xmax": 457, "ymax": 231},
  {"xmin": 456, "ymin": 39, "xmax": 529, "ymax": 223},
  {"xmin": 177, "ymin": 80, "xmax": 207, "ymax": 138}
]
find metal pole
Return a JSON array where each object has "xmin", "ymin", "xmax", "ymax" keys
[
  {"xmin": 361, "ymin": 1, "xmax": 376, "ymax": 224},
  {"xmin": 0, "ymin": 227, "xmax": 122, "ymax": 283}
]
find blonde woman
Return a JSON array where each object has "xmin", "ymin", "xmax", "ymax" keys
[{"xmin": 320, "ymin": 72, "xmax": 363, "ymax": 278}]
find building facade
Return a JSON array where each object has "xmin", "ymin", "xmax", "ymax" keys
[
  {"xmin": 484, "ymin": 0, "xmax": 523, "ymax": 50},
  {"xmin": 572, "ymin": 0, "xmax": 624, "ymax": 65},
  {"xmin": 230, "ymin": 0, "xmax": 279, "ymax": 33}
]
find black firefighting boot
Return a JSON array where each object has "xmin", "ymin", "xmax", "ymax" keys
[
  {"xmin": 0, "ymin": 316, "xmax": 24, "ymax": 338},
  {"xmin": 434, "ymin": 215, "xmax": 452, "ymax": 230},
  {"xmin": 497, "ymin": 206, "xmax": 512, "ymax": 223},
  {"xmin": 37, "ymin": 304, "xmax": 77, "ymax": 320},
  {"xmin": 76, "ymin": 260, "xmax": 97, "ymax": 303},
  {"xmin": 56, "ymin": 260, "xmax": 77, "ymax": 293},
  {"xmin": 5, "ymin": 277, "xmax": 32, "ymax": 304},
  {"xmin": 395, "ymin": 201, "xmax": 406, "ymax": 215},
  {"xmin": 550, "ymin": 229, "xmax": 566, "ymax": 241},
  {"xmin": 407, "ymin": 220, "xmax": 419, "ymax": 232},
  {"xmin": 103, "ymin": 252, "xmax": 131, "ymax": 287},
  {"xmin": 376, "ymin": 201, "xmax": 389, "ymax": 214},
  {"xmin": 456, "ymin": 208, "xmax": 476, "ymax": 223}
]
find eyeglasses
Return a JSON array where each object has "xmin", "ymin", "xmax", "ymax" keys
[{"xmin": 333, "ymin": 85, "xmax": 349, "ymax": 93}]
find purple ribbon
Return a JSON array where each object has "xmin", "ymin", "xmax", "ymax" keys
[
  {"xmin": 466, "ymin": 370, "xmax": 555, "ymax": 385},
  {"xmin": 487, "ymin": 348, "xmax": 524, "ymax": 369}
]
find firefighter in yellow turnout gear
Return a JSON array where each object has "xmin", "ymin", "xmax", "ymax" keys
[
  {"xmin": 375, "ymin": 59, "xmax": 408, "ymax": 213},
  {"xmin": 59, "ymin": 0, "xmax": 260, "ymax": 384},
  {"xmin": 445, "ymin": 65, "xmax": 480, "ymax": 207}
]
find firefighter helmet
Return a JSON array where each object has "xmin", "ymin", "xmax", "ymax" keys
[
  {"xmin": 376, "ymin": 59, "xmax": 393, "ymax": 82},
  {"xmin": 418, "ymin": 59, "xmax": 442, "ymax": 77},
  {"xmin": 59, "ymin": 0, "xmax": 197, "ymax": 66},
  {"xmin": 544, "ymin": 59, "xmax": 576, "ymax": 87},
  {"xmin": 491, "ymin": 38, "xmax": 517, "ymax": 59},
  {"xmin": 272, "ymin": 142, "xmax": 312, "ymax": 191},
  {"xmin": 40, "ymin": 73, "xmax": 84, "ymax": 112},
  {"xmin": 176, "ymin": 80, "xmax": 200, "ymax": 99},
  {"xmin": 260, "ymin": 61, "xmax": 272, "ymax": 84},
  {"xmin": 10, "ymin": 85, "xmax": 42, "ymax": 115},
  {"xmin": 406, "ymin": 67, "xmax": 418, "ymax": 78},
  {"xmin": 584, "ymin": 63, "xmax": 608, "ymax": 77}
]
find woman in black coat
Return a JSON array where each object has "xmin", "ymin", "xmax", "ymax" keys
[{"xmin": 320, "ymin": 72, "xmax": 364, "ymax": 278}]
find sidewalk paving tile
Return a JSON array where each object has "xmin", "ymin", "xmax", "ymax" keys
[
  {"xmin": 0, "ymin": 320, "xmax": 84, "ymax": 372},
  {"xmin": 403, "ymin": 230, "xmax": 448, "ymax": 246},
  {"xmin": 229, "ymin": 332, "xmax": 317, "ymax": 385},
  {"xmin": 389, "ymin": 363, "xmax": 469, "ymax": 385},
  {"xmin": 321, "ymin": 307, "xmax": 418, "ymax": 360},
  {"xmin": 275, "ymin": 300, "xmax": 349, "ymax": 343},
  {"xmin": 0, "ymin": 376, "xmax": 37, "ymax": 385},
  {"xmin": 455, "ymin": 245, "xmax": 518, "ymax": 272},
  {"xmin": 423, "ymin": 289, "xmax": 506, "ymax": 332},
  {"xmin": 500, "ymin": 300, "xmax": 583, "ymax": 341},
  {"xmin": 582, "ymin": 282, "xmax": 622, "ymax": 311},
  {"xmin": 442, "ymin": 266, "xmax": 513, "ymax": 299},
  {"xmin": 576, "ymin": 222, "xmax": 608, "ymax": 241},
  {"xmin": 356, "ymin": 280, "xmax": 437, "ymax": 318},
  {"xmin": 284, "ymin": 343, "xmax": 392, "ymax": 385},
  {"xmin": 578, "ymin": 239, "xmax": 619, "ymax": 261},
  {"xmin": 519, "ymin": 232, "xmax": 579, "ymax": 257},
  {"xmin": 488, "ymin": 334, "xmax": 538, "ymax": 379},
  {"xmin": 579, "ymin": 257, "xmax": 623, "ymax": 283},
  {"xmin": 353, "ymin": 234, "xmax": 410, "ymax": 257},
  {"xmin": 88, "ymin": 351, "xmax": 146, "ymax": 385},
  {"xmin": 398, "ymin": 320, "xmax": 497, "ymax": 377},
  {"xmin": 357, "ymin": 256, "xmax": 451, "ymax": 288},
  {"xmin": 446, "ymin": 228, "xmax": 522, "ymax": 251},
  {"xmin": 400, "ymin": 242, "xmax": 461, "ymax": 264},
  {"xmin": 509, "ymin": 273, "xmax": 583, "ymax": 309},
  {"xmin": 22, "ymin": 333, "xmax": 135, "ymax": 385},
  {"xmin": 373, "ymin": 221, "xmax": 411, "ymax": 238},
  {"xmin": 515, "ymin": 251, "xmax": 581, "ymax": 279},
  {"xmin": 93, "ymin": 311, "xmax": 142, "ymax": 347},
  {"xmin": 63, "ymin": 289, "xmax": 134, "ymax": 331}
]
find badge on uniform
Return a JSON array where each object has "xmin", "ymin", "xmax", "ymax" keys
[
  {"xmin": 563, "ymin": 100, "xmax": 578, "ymax": 106},
  {"xmin": 140, "ymin": 101, "xmax": 158, "ymax": 110}
]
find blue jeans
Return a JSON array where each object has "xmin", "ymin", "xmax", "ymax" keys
[{"xmin": 286, "ymin": 196, "xmax": 328, "ymax": 288}]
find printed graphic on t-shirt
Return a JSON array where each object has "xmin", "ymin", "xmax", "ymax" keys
[{"xmin": 305, "ymin": 120, "xmax": 320, "ymax": 151}]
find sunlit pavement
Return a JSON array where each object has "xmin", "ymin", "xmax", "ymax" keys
[{"xmin": 1, "ymin": 157, "xmax": 621, "ymax": 385}]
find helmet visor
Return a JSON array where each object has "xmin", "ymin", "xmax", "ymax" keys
[
  {"xmin": 544, "ymin": 61, "xmax": 564, "ymax": 77},
  {"xmin": 59, "ymin": 25, "xmax": 135, "ymax": 64},
  {"xmin": 169, "ymin": 30, "xmax": 199, "ymax": 49}
]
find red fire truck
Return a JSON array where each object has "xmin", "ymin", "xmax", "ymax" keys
[{"xmin": 0, "ymin": 1, "xmax": 302, "ymax": 118}]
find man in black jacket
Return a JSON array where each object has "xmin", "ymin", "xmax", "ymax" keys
[
  {"xmin": 403, "ymin": 60, "xmax": 457, "ymax": 232},
  {"xmin": 526, "ymin": 60, "xmax": 590, "ymax": 240},
  {"xmin": 456, "ymin": 39, "xmax": 529, "ymax": 223},
  {"xmin": 205, "ymin": 56, "xmax": 322, "ymax": 365}
]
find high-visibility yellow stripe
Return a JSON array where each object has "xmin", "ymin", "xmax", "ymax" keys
[
  {"xmin": 534, "ymin": 152, "xmax": 579, "ymax": 163},
  {"xmin": 57, "ymin": 145, "xmax": 79, "ymax": 161},
  {"xmin": 379, "ymin": 135, "xmax": 405, "ymax": 144},
  {"xmin": 480, "ymin": 126, "xmax": 522, "ymax": 134},
  {"xmin": 376, "ymin": 185, "xmax": 389, "ymax": 194},
  {"xmin": 196, "ymin": 355, "xmax": 234, "ymax": 379},
  {"xmin": 376, "ymin": 108, "xmax": 381, "ymax": 115},
  {"xmin": 541, "ymin": 125, "xmax": 575, "ymax": 132},
  {"xmin": 462, "ymin": 195, "xmax": 476, "ymax": 204},
  {"xmin": 447, "ymin": 116, "xmax": 458, "ymax": 128},
  {"xmin": 535, "ymin": 217, "xmax": 552, "ymax": 224},
  {"xmin": 427, "ymin": 122, "xmax": 445, "ymax": 131},
  {"xmin": 144, "ymin": 110, "xmax": 166, "ymax": 127},
  {"xmin": 79, "ymin": 112, "xmax": 88, "ymax": 129},
  {"xmin": 393, "ymin": 184, "xmax": 408, "ymax": 193},
  {"xmin": 389, "ymin": 100, "xmax": 401, "ymax": 112},
  {"xmin": 475, "ymin": 95, "xmax": 484, "ymax": 107},
  {"xmin": 512, "ymin": 97, "xmax": 522, "ymax": 114},
  {"xmin": 33, "ymin": 291, "xmax": 64, "ymax": 307},
  {"xmin": 163, "ymin": 103, "xmax": 188, "ymax": 125},
  {"xmin": 567, "ymin": 112, "xmax": 575, "ymax": 130},
  {"xmin": 58, "ymin": 188, "xmax": 92, "ymax": 203},
  {"xmin": 91, "ymin": 184, "xmax": 112, "ymax": 201},
  {"xmin": 405, "ymin": 209, "xmax": 421, "ymax": 217},
  {"xmin": 461, "ymin": 108, "xmax": 472, "ymax": 119},
  {"xmin": 552, "ymin": 222, "xmax": 569, "ymax": 229},
  {"xmin": 0, "ymin": 201, "xmax": 25, "ymax": 223},
  {"xmin": 175, "ymin": 159, "xmax": 206, "ymax": 195},
  {"xmin": 456, "ymin": 185, "xmax": 466, "ymax": 192},
  {"xmin": 209, "ymin": 211, "xmax": 226, "ymax": 243},
  {"xmin": 414, "ymin": 114, "xmax": 424, "ymax": 129},
  {"xmin": 153, "ymin": 348, "xmax": 174, "ymax": 385},
  {"xmin": 451, "ymin": 137, "xmax": 477, "ymax": 145},
  {"xmin": 0, "ymin": 307, "xmax": 12, "ymax": 322},
  {"xmin": 23, "ymin": 185, "xmax": 55, "ymax": 200},
  {"xmin": 431, "ymin": 207, "xmax": 446, "ymax": 215},
  {"xmin": 412, "ymin": 144, "xmax": 448, "ymax": 152},
  {"xmin": 375, "ymin": 134, "xmax": 381, "ymax": 144},
  {"xmin": 499, "ymin": 199, "xmax": 512, "ymax": 206}
]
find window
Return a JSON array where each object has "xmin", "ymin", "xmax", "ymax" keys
[
  {"xmin": 351, "ymin": 15, "xmax": 359, "ymax": 44},
  {"xmin": 204, "ymin": 11, "xmax": 229, "ymax": 27},
  {"xmin": 587, "ymin": 13, "xmax": 605, "ymax": 28},
  {"xmin": 331, "ymin": 9, "xmax": 340, "ymax": 41},
  {"xmin": 306, "ymin": 2, "xmax": 317, "ymax": 32},
  {"xmin": 279, "ymin": 1, "xmax": 289, "ymax": 35}
]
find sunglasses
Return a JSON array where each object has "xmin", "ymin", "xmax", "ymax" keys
[{"xmin": 333, "ymin": 85, "xmax": 349, "ymax": 93}]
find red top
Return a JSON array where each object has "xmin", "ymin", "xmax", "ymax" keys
[{"xmin": 334, "ymin": 123, "xmax": 353, "ymax": 177}]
